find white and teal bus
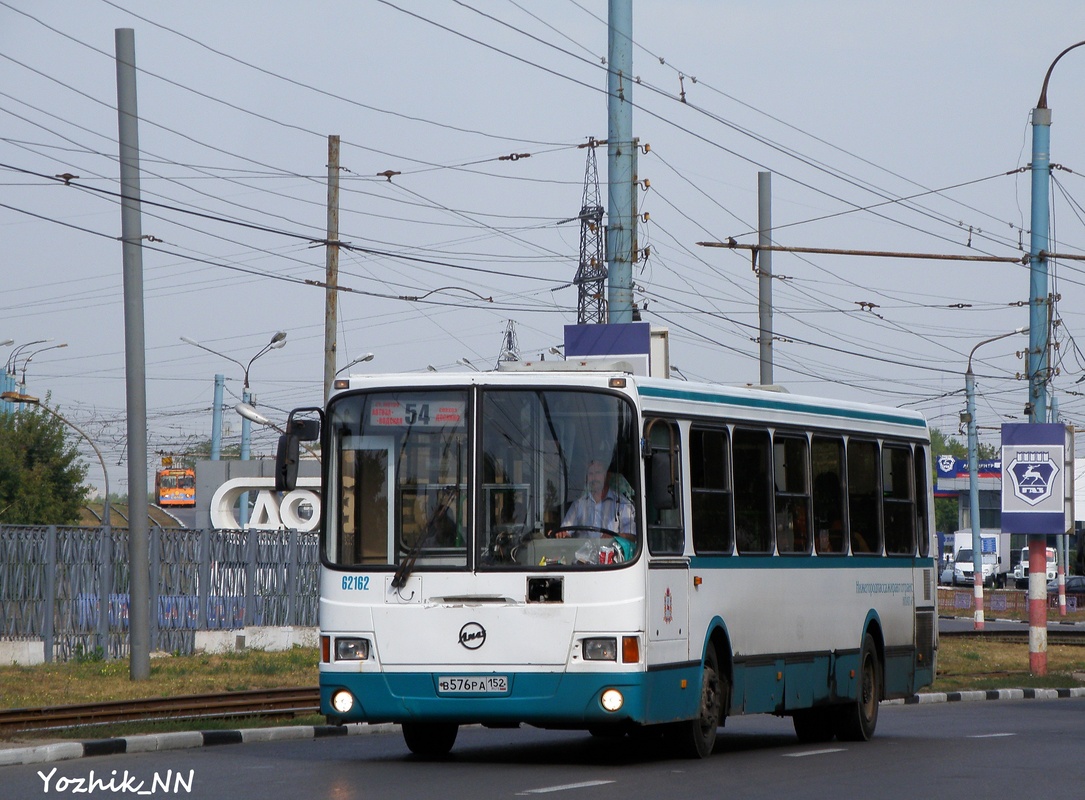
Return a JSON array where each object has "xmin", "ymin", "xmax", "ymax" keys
[{"xmin": 276, "ymin": 366, "xmax": 937, "ymax": 758}]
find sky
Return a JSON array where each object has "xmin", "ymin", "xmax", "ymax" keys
[{"xmin": 4, "ymin": 1, "xmax": 1085, "ymax": 495}]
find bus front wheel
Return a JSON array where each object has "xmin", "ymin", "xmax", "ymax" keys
[
  {"xmin": 670, "ymin": 646, "xmax": 725, "ymax": 759},
  {"xmin": 402, "ymin": 722, "xmax": 458, "ymax": 758},
  {"xmin": 836, "ymin": 633, "xmax": 881, "ymax": 742}
]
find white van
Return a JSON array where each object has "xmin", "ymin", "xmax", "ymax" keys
[{"xmin": 1012, "ymin": 546, "xmax": 1057, "ymax": 588}]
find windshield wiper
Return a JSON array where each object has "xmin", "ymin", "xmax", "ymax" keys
[{"xmin": 391, "ymin": 486, "xmax": 459, "ymax": 589}]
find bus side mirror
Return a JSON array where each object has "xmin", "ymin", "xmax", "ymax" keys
[
  {"xmin": 274, "ymin": 409, "xmax": 322, "ymax": 492},
  {"xmin": 650, "ymin": 450, "xmax": 676, "ymax": 510},
  {"xmin": 276, "ymin": 433, "xmax": 301, "ymax": 492}
]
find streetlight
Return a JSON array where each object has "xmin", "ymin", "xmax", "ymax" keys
[
  {"xmin": 963, "ymin": 326, "xmax": 1026, "ymax": 631},
  {"xmin": 458, "ymin": 357, "xmax": 481, "ymax": 372},
  {"xmin": 335, "ymin": 352, "xmax": 374, "ymax": 376},
  {"xmin": 18, "ymin": 343, "xmax": 67, "ymax": 394},
  {"xmin": 4, "ymin": 340, "xmax": 50, "ymax": 414},
  {"xmin": 181, "ymin": 332, "xmax": 288, "ymax": 526},
  {"xmin": 670, "ymin": 365, "xmax": 690, "ymax": 381},
  {"xmin": 1025, "ymin": 42, "xmax": 1085, "ymax": 677},
  {"xmin": 1028, "ymin": 40, "xmax": 1085, "ymax": 424},
  {"xmin": 180, "ymin": 331, "xmax": 287, "ymax": 390},
  {"xmin": 5, "ymin": 338, "xmax": 50, "ymax": 374},
  {"xmin": 2, "ymin": 390, "xmax": 111, "ymax": 528}
]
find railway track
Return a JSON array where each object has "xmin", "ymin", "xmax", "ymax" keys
[{"xmin": 0, "ymin": 687, "xmax": 320, "ymax": 734}]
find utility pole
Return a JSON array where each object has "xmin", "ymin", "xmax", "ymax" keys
[
  {"xmin": 323, "ymin": 135, "xmax": 341, "ymax": 406},
  {"xmin": 1027, "ymin": 95, "xmax": 1052, "ymax": 676},
  {"xmin": 1024, "ymin": 41, "xmax": 1085, "ymax": 676},
  {"xmin": 115, "ymin": 27, "xmax": 151, "ymax": 682},
  {"xmin": 606, "ymin": 0, "xmax": 635, "ymax": 324},
  {"xmin": 210, "ymin": 373, "xmax": 224, "ymax": 460},
  {"xmin": 758, "ymin": 172, "xmax": 773, "ymax": 386}
]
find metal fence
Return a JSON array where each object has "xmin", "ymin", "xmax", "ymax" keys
[{"xmin": 0, "ymin": 525, "xmax": 319, "ymax": 662}]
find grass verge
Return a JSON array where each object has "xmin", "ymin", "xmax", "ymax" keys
[{"xmin": 0, "ymin": 646, "xmax": 318, "ymax": 710}]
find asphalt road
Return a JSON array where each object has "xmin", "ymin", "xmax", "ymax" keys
[{"xmin": 3, "ymin": 699, "xmax": 1082, "ymax": 800}]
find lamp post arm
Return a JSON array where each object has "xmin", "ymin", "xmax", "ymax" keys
[
  {"xmin": 967, "ymin": 327, "xmax": 1027, "ymax": 373},
  {"xmin": 1037, "ymin": 40, "xmax": 1085, "ymax": 109},
  {"xmin": 36, "ymin": 402, "xmax": 111, "ymax": 528},
  {"xmin": 243, "ymin": 332, "xmax": 288, "ymax": 389},
  {"xmin": 6, "ymin": 339, "xmax": 50, "ymax": 374},
  {"xmin": 180, "ymin": 337, "xmax": 246, "ymax": 376}
]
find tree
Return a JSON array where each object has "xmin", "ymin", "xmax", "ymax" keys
[{"xmin": 0, "ymin": 404, "xmax": 88, "ymax": 525}]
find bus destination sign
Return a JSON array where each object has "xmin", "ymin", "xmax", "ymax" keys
[{"xmin": 369, "ymin": 398, "xmax": 466, "ymax": 428}]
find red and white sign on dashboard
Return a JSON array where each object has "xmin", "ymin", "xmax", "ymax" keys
[{"xmin": 368, "ymin": 399, "xmax": 466, "ymax": 428}]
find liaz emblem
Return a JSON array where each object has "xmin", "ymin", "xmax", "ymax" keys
[{"xmin": 1007, "ymin": 452, "xmax": 1059, "ymax": 506}]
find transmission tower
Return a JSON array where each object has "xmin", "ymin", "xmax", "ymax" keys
[
  {"xmin": 498, "ymin": 319, "xmax": 520, "ymax": 363},
  {"xmin": 574, "ymin": 140, "xmax": 607, "ymax": 324}
]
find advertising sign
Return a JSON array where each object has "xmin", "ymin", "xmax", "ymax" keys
[{"xmin": 1001, "ymin": 423, "xmax": 1069, "ymax": 534}]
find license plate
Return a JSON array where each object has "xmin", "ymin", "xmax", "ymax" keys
[{"xmin": 437, "ymin": 675, "xmax": 509, "ymax": 694}]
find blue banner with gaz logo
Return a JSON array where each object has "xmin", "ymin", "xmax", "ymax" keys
[{"xmin": 1001, "ymin": 423, "xmax": 1070, "ymax": 534}]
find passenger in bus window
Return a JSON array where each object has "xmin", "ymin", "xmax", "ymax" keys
[
  {"xmin": 813, "ymin": 472, "xmax": 845, "ymax": 554},
  {"xmin": 555, "ymin": 459, "xmax": 635, "ymax": 547}
]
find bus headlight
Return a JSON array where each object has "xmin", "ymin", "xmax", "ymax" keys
[
  {"xmin": 583, "ymin": 638, "xmax": 617, "ymax": 661},
  {"xmin": 335, "ymin": 637, "xmax": 370, "ymax": 661},
  {"xmin": 331, "ymin": 690, "xmax": 355, "ymax": 714},
  {"xmin": 600, "ymin": 689, "xmax": 624, "ymax": 712}
]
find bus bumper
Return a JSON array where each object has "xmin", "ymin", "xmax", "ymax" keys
[{"xmin": 321, "ymin": 666, "xmax": 701, "ymax": 727}]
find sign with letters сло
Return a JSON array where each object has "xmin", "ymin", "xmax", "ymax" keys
[
  {"xmin": 209, "ymin": 476, "xmax": 320, "ymax": 531},
  {"xmin": 1001, "ymin": 423, "xmax": 1070, "ymax": 534}
]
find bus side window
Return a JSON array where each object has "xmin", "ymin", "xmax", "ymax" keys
[
  {"xmin": 645, "ymin": 418, "xmax": 684, "ymax": 556},
  {"xmin": 812, "ymin": 436, "xmax": 846, "ymax": 555},
  {"xmin": 774, "ymin": 434, "xmax": 811, "ymax": 555},
  {"xmin": 915, "ymin": 445, "xmax": 931, "ymax": 558},
  {"xmin": 883, "ymin": 444, "xmax": 915, "ymax": 556},
  {"xmin": 733, "ymin": 428, "xmax": 773, "ymax": 554},
  {"xmin": 690, "ymin": 426, "xmax": 733, "ymax": 554},
  {"xmin": 847, "ymin": 439, "xmax": 882, "ymax": 555}
]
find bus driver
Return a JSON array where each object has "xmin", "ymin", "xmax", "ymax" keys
[{"xmin": 555, "ymin": 459, "xmax": 635, "ymax": 544}]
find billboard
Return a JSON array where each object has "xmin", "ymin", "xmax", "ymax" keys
[{"xmin": 1001, "ymin": 423, "xmax": 1073, "ymax": 534}]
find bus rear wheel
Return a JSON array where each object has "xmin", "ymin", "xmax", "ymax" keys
[
  {"xmin": 836, "ymin": 633, "xmax": 881, "ymax": 742},
  {"xmin": 670, "ymin": 647, "xmax": 725, "ymax": 759},
  {"xmin": 402, "ymin": 722, "xmax": 458, "ymax": 758}
]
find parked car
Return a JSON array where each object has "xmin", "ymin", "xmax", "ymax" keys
[{"xmin": 1046, "ymin": 575, "xmax": 1085, "ymax": 594}]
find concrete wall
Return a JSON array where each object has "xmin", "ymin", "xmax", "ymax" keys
[
  {"xmin": 194, "ymin": 626, "xmax": 318, "ymax": 654},
  {"xmin": 0, "ymin": 628, "xmax": 319, "ymax": 666},
  {"xmin": 0, "ymin": 640, "xmax": 45, "ymax": 667}
]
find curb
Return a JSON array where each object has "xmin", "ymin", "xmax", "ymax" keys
[
  {"xmin": 887, "ymin": 686, "xmax": 1085, "ymax": 705},
  {"xmin": 5, "ymin": 687, "xmax": 1085, "ymax": 767},
  {"xmin": 0, "ymin": 722, "xmax": 396, "ymax": 768}
]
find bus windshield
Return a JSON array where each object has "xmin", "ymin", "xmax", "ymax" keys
[{"xmin": 324, "ymin": 387, "xmax": 640, "ymax": 571}]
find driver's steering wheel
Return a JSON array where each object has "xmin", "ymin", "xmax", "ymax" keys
[{"xmin": 550, "ymin": 524, "xmax": 619, "ymax": 539}]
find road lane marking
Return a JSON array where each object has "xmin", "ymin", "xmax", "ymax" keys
[
  {"xmin": 785, "ymin": 748, "xmax": 847, "ymax": 757},
  {"xmin": 518, "ymin": 781, "xmax": 620, "ymax": 794},
  {"xmin": 967, "ymin": 733, "xmax": 1016, "ymax": 739}
]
